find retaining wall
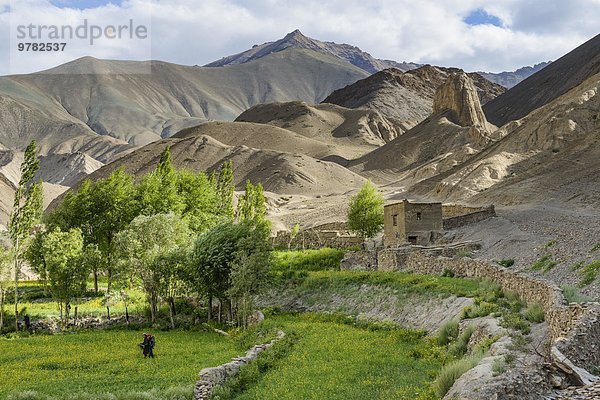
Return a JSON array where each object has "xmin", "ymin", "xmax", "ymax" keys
[
  {"xmin": 376, "ymin": 248, "xmax": 598, "ymax": 343},
  {"xmin": 194, "ymin": 331, "xmax": 285, "ymax": 400}
]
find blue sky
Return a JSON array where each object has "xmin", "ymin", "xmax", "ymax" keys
[
  {"xmin": 2, "ymin": 0, "xmax": 599, "ymax": 75},
  {"xmin": 464, "ymin": 8, "xmax": 503, "ymax": 27}
]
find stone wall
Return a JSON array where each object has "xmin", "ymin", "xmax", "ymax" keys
[
  {"xmin": 442, "ymin": 205, "xmax": 496, "ymax": 230},
  {"xmin": 194, "ymin": 331, "xmax": 285, "ymax": 400},
  {"xmin": 376, "ymin": 248, "xmax": 599, "ymax": 343},
  {"xmin": 340, "ymin": 250, "xmax": 378, "ymax": 271},
  {"xmin": 442, "ymin": 204, "xmax": 486, "ymax": 218},
  {"xmin": 273, "ymin": 226, "xmax": 362, "ymax": 250}
]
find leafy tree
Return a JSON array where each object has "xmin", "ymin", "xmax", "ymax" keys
[
  {"xmin": 136, "ymin": 146, "xmax": 184, "ymax": 217},
  {"xmin": 114, "ymin": 213, "xmax": 190, "ymax": 323},
  {"xmin": 288, "ymin": 223, "xmax": 300, "ymax": 250},
  {"xmin": 49, "ymin": 169, "xmax": 136, "ymax": 294},
  {"xmin": 177, "ymin": 169, "xmax": 220, "ymax": 233},
  {"xmin": 188, "ymin": 219, "xmax": 271, "ymax": 325},
  {"xmin": 0, "ymin": 243, "xmax": 12, "ymax": 331},
  {"xmin": 228, "ymin": 219, "xmax": 272, "ymax": 328},
  {"xmin": 216, "ymin": 160, "xmax": 235, "ymax": 222},
  {"xmin": 42, "ymin": 228, "xmax": 87, "ymax": 324},
  {"xmin": 8, "ymin": 140, "xmax": 43, "ymax": 331},
  {"xmin": 237, "ymin": 180, "xmax": 267, "ymax": 223},
  {"xmin": 347, "ymin": 180, "xmax": 384, "ymax": 241}
]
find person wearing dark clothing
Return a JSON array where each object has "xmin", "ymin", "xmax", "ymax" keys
[
  {"xmin": 139, "ymin": 333, "xmax": 156, "ymax": 358},
  {"xmin": 24, "ymin": 315, "xmax": 31, "ymax": 332}
]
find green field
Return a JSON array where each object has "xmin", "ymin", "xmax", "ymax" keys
[
  {"xmin": 0, "ymin": 330, "xmax": 239, "ymax": 400},
  {"xmin": 215, "ymin": 314, "xmax": 443, "ymax": 400}
]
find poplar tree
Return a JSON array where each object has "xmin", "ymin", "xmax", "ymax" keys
[
  {"xmin": 347, "ymin": 180, "xmax": 384, "ymax": 241},
  {"xmin": 216, "ymin": 161, "xmax": 234, "ymax": 222},
  {"xmin": 8, "ymin": 140, "xmax": 43, "ymax": 331}
]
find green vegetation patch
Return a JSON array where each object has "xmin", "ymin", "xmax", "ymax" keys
[
  {"xmin": 221, "ymin": 314, "xmax": 443, "ymax": 400},
  {"xmin": 272, "ymin": 248, "xmax": 345, "ymax": 272},
  {"xmin": 562, "ymin": 285, "xmax": 593, "ymax": 303},
  {"xmin": 530, "ymin": 254, "xmax": 557, "ymax": 272},
  {"xmin": 0, "ymin": 330, "xmax": 238, "ymax": 399},
  {"xmin": 579, "ymin": 260, "xmax": 600, "ymax": 286}
]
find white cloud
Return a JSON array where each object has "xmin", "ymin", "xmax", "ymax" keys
[{"xmin": 1, "ymin": 0, "xmax": 599, "ymax": 75}]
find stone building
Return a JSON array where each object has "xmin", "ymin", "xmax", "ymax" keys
[{"xmin": 383, "ymin": 200, "xmax": 442, "ymax": 247}]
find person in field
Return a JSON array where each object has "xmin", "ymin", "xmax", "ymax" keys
[{"xmin": 139, "ymin": 333, "xmax": 156, "ymax": 358}]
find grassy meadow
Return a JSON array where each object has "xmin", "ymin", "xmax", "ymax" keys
[{"xmin": 0, "ymin": 330, "xmax": 239, "ymax": 400}]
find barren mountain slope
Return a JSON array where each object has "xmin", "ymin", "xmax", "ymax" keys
[
  {"xmin": 235, "ymin": 101, "xmax": 398, "ymax": 160},
  {"xmin": 0, "ymin": 48, "xmax": 367, "ymax": 153},
  {"xmin": 323, "ymin": 65, "xmax": 504, "ymax": 134},
  {"xmin": 348, "ymin": 72, "xmax": 496, "ymax": 184},
  {"xmin": 83, "ymin": 133, "xmax": 366, "ymax": 196},
  {"xmin": 174, "ymin": 121, "xmax": 335, "ymax": 159},
  {"xmin": 410, "ymin": 72, "xmax": 600, "ymax": 208},
  {"xmin": 206, "ymin": 29, "xmax": 419, "ymax": 74},
  {"xmin": 483, "ymin": 33, "xmax": 600, "ymax": 126}
]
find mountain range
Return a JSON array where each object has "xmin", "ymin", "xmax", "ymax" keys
[{"xmin": 2, "ymin": 29, "xmax": 599, "ymax": 232}]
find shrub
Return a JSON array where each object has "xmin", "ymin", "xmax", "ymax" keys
[
  {"xmin": 562, "ymin": 285, "xmax": 593, "ymax": 303},
  {"xmin": 448, "ymin": 325, "xmax": 475, "ymax": 357},
  {"xmin": 523, "ymin": 303, "xmax": 545, "ymax": 323},
  {"xmin": 579, "ymin": 260, "xmax": 600, "ymax": 286},
  {"xmin": 437, "ymin": 320, "xmax": 459, "ymax": 346},
  {"xmin": 433, "ymin": 354, "xmax": 481, "ymax": 397},
  {"xmin": 272, "ymin": 248, "xmax": 345, "ymax": 272},
  {"xmin": 531, "ymin": 254, "xmax": 557, "ymax": 272},
  {"xmin": 496, "ymin": 259, "xmax": 515, "ymax": 268},
  {"xmin": 461, "ymin": 301, "xmax": 498, "ymax": 319},
  {"xmin": 500, "ymin": 313, "xmax": 530, "ymax": 334},
  {"xmin": 441, "ymin": 268, "xmax": 455, "ymax": 277},
  {"xmin": 491, "ymin": 357, "xmax": 507, "ymax": 376}
]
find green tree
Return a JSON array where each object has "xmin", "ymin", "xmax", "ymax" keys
[
  {"xmin": 237, "ymin": 180, "xmax": 267, "ymax": 222},
  {"xmin": 114, "ymin": 213, "xmax": 190, "ymax": 323},
  {"xmin": 228, "ymin": 219, "xmax": 272, "ymax": 328},
  {"xmin": 49, "ymin": 169, "xmax": 136, "ymax": 295},
  {"xmin": 347, "ymin": 181, "xmax": 384, "ymax": 241},
  {"xmin": 216, "ymin": 161, "xmax": 235, "ymax": 222},
  {"xmin": 136, "ymin": 146, "xmax": 184, "ymax": 217},
  {"xmin": 0, "ymin": 243, "xmax": 12, "ymax": 331},
  {"xmin": 8, "ymin": 140, "xmax": 43, "ymax": 331},
  {"xmin": 188, "ymin": 219, "xmax": 271, "ymax": 325},
  {"xmin": 177, "ymin": 169, "xmax": 220, "ymax": 233},
  {"xmin": 42, "ymin": 228, "xmax": 87, "ymax": 324}
]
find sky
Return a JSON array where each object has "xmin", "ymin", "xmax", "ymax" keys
[{"xmin": 1, "ymin": 0, "xmax": 599, "ymax": 75}]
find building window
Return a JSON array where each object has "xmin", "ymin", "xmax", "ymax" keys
[
  {"xmin": 416, "ymin": 212, "xmax": 422, "ymax": 221},
  {"xmin": 408, "ymin": 236, "xmax": 418, "ymax": 244},
  {"xmin": 392, "ymin": 214, "xmax": 398, "ymax": 226}
]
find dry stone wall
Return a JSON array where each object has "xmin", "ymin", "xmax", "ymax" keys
[
  {"xmin": 377, "ymin": 248, "xmax": 599, "ymax": 342},
  {"xmin": 442, "ymin": 205, "xmax": 496, "ymax": 230},
  {"xmin": 194, "ymin": 331, "xmax": 285, "ymax": 400}
]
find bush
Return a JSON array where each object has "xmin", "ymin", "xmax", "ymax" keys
[
  {"xmin": 437, "ymin": 320, "xmax": 459, "ymax": 346},
  {"xmin": 491, "ymin": 357, "xmax": 507, "ymax": 376},
  {"xmin": 562, "ymin": 285, "xmax": 593, "ymax": 303},
  {"xmin": 441, "ymin": 268, "xmax": 455, "ymax": 277},
  {"xmin": 272, "ymin": 248, "xmax": 345, "ymax": 272},
  {"xmin": 579, "ymin": 260, "xmax": 600, "ymax": 286},
  {"xmin": 461, "ymin": 301, "xmax": 498, "ymax": 319},
  {"xmin": 448, "ymin": 325, "xmax": 475, "ymax": 357},
  {"xmin": 531, "ymin": 254, "xmax": 557, "ymax": 271},
  {"xmin": 433, "ymin": 354, "xmax": 481, "ymax": 397},
  {"xmin": 523, "ymin": 303, "xmax": 545, "ymax": 323},
  {"xmin": 496, "ymin": 259, "xmax": 515, "ymax": 268},
  {"xmin": 500, "ymin": 313, "xmax": 530, "ymax": 334}
]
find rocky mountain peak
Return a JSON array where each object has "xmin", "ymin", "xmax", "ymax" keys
[{"xmin": 433, "ymin": 72, "xmax": 491, "ymax": 130}]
